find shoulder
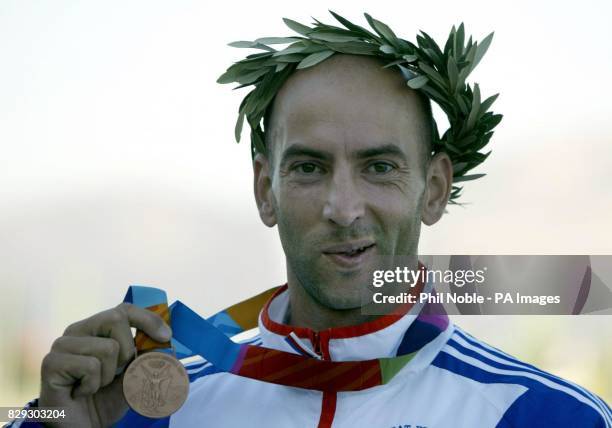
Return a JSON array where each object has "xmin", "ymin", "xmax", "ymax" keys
[{"xmin": 432, "ymin": 326, "xmax": 611, "ymax": 427}]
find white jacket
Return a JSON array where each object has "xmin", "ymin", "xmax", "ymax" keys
[
  {"xmin": 135, "ymin": 286, "xmax": 610, "ymax": 427},
  {"xmin": 10, "ymin": 285, "xmax": 611, "ymax": 428}
]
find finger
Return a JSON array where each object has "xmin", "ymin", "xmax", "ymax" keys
[
  {"xmin": 105, "ymin": 311, "xmax": 137, "ymax": 367},
  {"xmin": 41, "ymin": 352, "xmax": 102, "ymax": 399},
  {"xmin": 64, "ymin": 308, "xmax": 135, "ymax": 367},
  {"xmin": 64, "ymin": 304, "xmax": 171, "ymax": 365},
  {"xmin": 114, "ymin": 303, "xmax": 173, "ymax": 364},
  {"xmin": 51, "ymin": 336, "xmax": 120, "ymax": 387},
  {"xmin": 119, "ymin": 302, "xmax": 172, "ymax": 343},
  {"xmin": 66, "ymin": 304, "xmax": 171, "ymax": 342}
]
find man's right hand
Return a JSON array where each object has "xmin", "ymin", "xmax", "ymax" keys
[{"xmin": 39, "ymin": 303, "xmax": 172, "ymax": 428}]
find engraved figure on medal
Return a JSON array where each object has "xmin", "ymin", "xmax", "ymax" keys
[
  {"xmin": 123, "ymin": 352, "xmax": 189, "ymax": 418},
  {"xmin": 139, "ymin": 360, "xmax": 171, "ymax": 410}
]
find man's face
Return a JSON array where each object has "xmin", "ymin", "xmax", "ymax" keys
[{"xmin": 262, "ymin": 55, "xmax": 433, "ymax": 310}]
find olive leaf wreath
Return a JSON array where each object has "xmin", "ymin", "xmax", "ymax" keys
[{"xmin": 217, "ymin": 11, "xmax": 502, "ymax": 204}]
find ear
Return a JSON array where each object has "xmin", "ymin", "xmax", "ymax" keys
[
  {"xmin": 421, "ymin": 152, "xmax": 453, "ymax": 225},
  {"xmin": 253, "ymin": 153, "xmax": 277, "ymax": 227}
]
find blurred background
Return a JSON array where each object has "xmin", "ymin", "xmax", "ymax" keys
[{"xmin": 1, "ymin": 0, "xmax": 611, "ymax": 406}]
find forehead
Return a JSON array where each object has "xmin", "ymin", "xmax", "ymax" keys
[{"xmin": 269, "ymin": 55, "xmax": 427, "ymax": 159}]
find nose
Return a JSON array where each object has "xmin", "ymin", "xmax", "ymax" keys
[{"xmin": 322, "ymin": 166, "xmax": 365, "ymax": 227}]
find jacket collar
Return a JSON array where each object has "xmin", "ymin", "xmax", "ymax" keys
[{"xmin": 258, "ymin": 276, "xmax": 437, "ymax": 361}]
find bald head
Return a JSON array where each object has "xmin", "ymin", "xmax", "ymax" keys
[{"xmin": 263, "ymin": 54, "xmax": 433, "ymax": 169}]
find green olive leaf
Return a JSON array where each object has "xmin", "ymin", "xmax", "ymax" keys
[
  {"xmin": 329, "ymin": 10, "xmax": 378, "ymax": 39},
  {"xmin": 275, "ymin": 53, "xmax": 307, "ymax": 63},
  {"xmin": 309, "ymin": 32, "xmax": 360, "ymax": 43},
  {"xmin": 466, "ymin": 83, "xmax": 481, "ymax": 131},
  {"xmin": 228, "ymin": 41, "xmax": 275, "ymax": 52},
  {"xmin": 296, "ymin": 50, "xmax": 335, "ymax": 69},
  {"xmin": 236, "ymin": 67, "xmax": 271, "ymax": 85},
  {"xmin": 255, "ymin": 37, "xmax": 302, "ymax": 45},
  {"xmin": 447, "ymin": 56, "xmax": 459, "ymax": 93},
  {"xmin": 453, "ymin": 173, "xmax": 486, "ymax": 182},
  {"xmin": 379, "ymin": 44, "xmax": 396, "ymax": 54},
  {"xmin": 283, "ymin": 18, "xmax": 312, "ymax": 36},
  {"xmin": 472, "ymin": 32, "xmax": 494, "ymax": 71},
  {"xmin": 234, "ymin": 111, "xmax": 245, "ymax": 142},
  {"xmin": 478, "ymin": 93, "xmax": 499, "ymax": 118},
  {"xmin": 364, "ymin": 13, "xmax": 398, "ymax": 47},
  {"xmin": 407, "ymin": 75, "xmax": 429, "ymax": 89}
]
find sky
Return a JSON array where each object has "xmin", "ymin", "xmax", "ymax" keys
[
  {"xmin": 1, "ymin": 0, "xmax": 611, "ymax": 254},
  {"xmin": 0, "ymin": 0, "xmax": 611, "ymax": 405}
]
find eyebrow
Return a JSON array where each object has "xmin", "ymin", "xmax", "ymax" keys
[
  {"xmin": 280, "ymin": 144, "xmax": 333, "ymax": 165},
  {"xmin": 353, "ymin": 144, "xmax": 408, "ymax": 161},
  {"xmin": 279, "ymin": 142, "xmax": 409, "ymax": 167}
]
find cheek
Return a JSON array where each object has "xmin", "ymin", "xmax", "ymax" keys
[
  {"xmin": 277, "ymin": 182, "xmax": 325, "ymax": 222},
  {"xmin": 363, "ymin": 180, "xmax": 425, "ymax": 251},
  {"xmin": 363, "ymin": 179, "xmax": 425, "ymax": 217}
]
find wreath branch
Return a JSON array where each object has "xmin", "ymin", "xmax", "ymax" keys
[{"xmin": 218, "ymin": 11, "xmax": 502, "ymax": 204}]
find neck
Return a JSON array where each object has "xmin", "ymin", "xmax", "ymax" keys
[
  {"xmin": 284, "ymin": 260, "xmax": 422, "ymax": 332},
  {"xmin": 285, "ymin": 272, "xmax": 378, "ymax": 332}
]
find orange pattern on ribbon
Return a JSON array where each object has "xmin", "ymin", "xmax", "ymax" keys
[{"xmin": 134, "ymin": 303, "xmax": 171, "ymax": 352}]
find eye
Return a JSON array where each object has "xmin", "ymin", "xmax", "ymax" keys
[
  {"xmin": 366, "ymin": 161, "xmax": 395, "ymax": 174},
  {"xmin": 293, "ymin": 162, "xmax": 323, "ymax": 174}
]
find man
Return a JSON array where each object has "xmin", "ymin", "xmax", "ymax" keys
[{"xmin": 11, "ymin": 12, "xmax": 611, "ymax": 428}]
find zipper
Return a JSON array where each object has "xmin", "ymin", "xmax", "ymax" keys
[
  {"xmin": 313, "ymin": 330, "xmax": 336, "ymax": 427},
  {"xmin": 308, "ymin": 330, "xmax": 335, "ymax": 427},
  {"xmin": 312, "ymin": 331, "xmax": 322, "ymax": 357},
  {"xmin": 310, "ymin": 330, "xmax": 332, "ymax": 360}
]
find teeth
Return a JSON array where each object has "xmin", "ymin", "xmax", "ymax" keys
[
  {"xmin": 329, "ymin": 244, "xmax": 372, "ymax": 256},
  {"xmin": 345, "ymin": 246, "xmax": 366, "ymax": 256}
]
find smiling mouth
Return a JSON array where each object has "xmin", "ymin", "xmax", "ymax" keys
[
  {"xmin": 331, "ymin": 244, "xmax": 374, "ymax": 256},
  {"xmin": 322, "ymin": 242, "xmax": 376, "ymax": 267}
]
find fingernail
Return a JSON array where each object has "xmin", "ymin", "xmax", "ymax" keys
[{"xmin": 158, "ymin": 323, "xmax": 172, "ymax": 341}]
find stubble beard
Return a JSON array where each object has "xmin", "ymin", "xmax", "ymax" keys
[{"xmin": 273, "ymin": 190, "xmax": 425, "ymax": 312}]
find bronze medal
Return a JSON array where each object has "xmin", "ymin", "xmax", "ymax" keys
[{"xmin": 123, "ymin": 351, "xmax": 189, "ymax": 418}]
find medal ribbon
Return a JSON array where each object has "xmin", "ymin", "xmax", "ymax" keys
[
  {"xmin": 124, "ymin": 286, "xmax": 174, "ymax": 354},
  {"xmin": 124, "ymin": 285, "xmax": 448, "ymax": 392}
]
